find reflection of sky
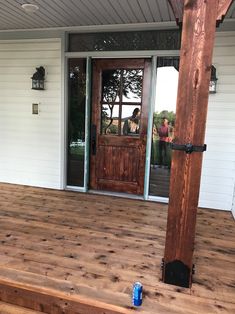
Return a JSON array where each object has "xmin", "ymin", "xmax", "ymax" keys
[
  {"xmin": 155, "ymin": 67, "xmax": 178, "ymax": 113},
  {"xmin": 123, "ymin": 91, "xmax": 141, "ymax": 103},
  {"xmin": 102, "ymin": 105, "xmax": 119, "ymax": 118}
]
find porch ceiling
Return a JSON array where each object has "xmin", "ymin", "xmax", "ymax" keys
[{"xmin": 0, "ymin": 0, "xmax": 235, "ymax": 32}]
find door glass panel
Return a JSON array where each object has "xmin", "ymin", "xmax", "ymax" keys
[
  {"xmin": 102, "ymin": 70, "xmax": 121, "ymax": 103},
  {"xmin": 67, "ymin": 59, "xmax": 86, "ymax": 187},
  {"xmin": 101, "ymin": 68, "xmax": 143, "ymax": 136},
  {"xmin": 149, "ymin": 65, "xmax": 178, "ymax": 197},
  {"xmin": 122, "ymin": 69, "xmax": 143, "ymax": 103},
  {"xmin": 101, "ymin": 104, "xmax": 119, "ymax": 134},
  {"xmin": 121, "ymin": 105, "xmax": 141, "ymax": 135}
]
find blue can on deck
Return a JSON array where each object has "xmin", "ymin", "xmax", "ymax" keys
[{"xmin": 132, "ymin": 282, "xmax": 143, "ymax": 306}]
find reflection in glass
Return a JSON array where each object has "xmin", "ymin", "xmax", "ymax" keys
[
  {"xmin": 121, "ymin": 105, "xmax": 141, "ymax": 135},
  {"xmin": 122, "ymin": 69, "xmax": 143, "ymax": 103},
  {"xmin": 67, "ymin": 59, "xmax": 86, "ymax": 187},
  {"xmin": 102, "ymin": 70, "xmax": 121, "ymax": 103},
  {"xmin": 101, "ymin": 104, "xmax": 119, "ymax": 134},
  {"xmin": 101, "ymin": 68, "xmax": 143, "ymax": 136},
  {"xmin": 149, "ymin": 65, "xmax": 178, "ymax": 197},
  {"xmin": 69, "ymin": 30, "xmax": 181, "ymax": 52}
]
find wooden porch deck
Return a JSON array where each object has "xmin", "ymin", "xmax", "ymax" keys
[{"xmin": 0, "ymin": 183, "xmax": 234, "ymax": 314}]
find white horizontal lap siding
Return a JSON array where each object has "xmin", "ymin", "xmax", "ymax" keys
[
  {"xmin": 199, "ymin": 32, "xmax": 235, "ymax": 211},
  {"xmin": 0, "ymin": 39, "xmax": 62, "ymax": 189}
]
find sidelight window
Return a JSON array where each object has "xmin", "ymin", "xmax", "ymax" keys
[{"xmin": 67, "ymin": 58, "xmax": 87, "ymax": 187}]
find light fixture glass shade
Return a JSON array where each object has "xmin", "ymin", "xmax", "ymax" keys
[
  {"xmin": 32, "ymin": 79, "xmax": 44, "ymax": 90},
  {"xmin": 209, "ymin": 65, "xmax": 218, "ymax": 94},
  {"xmin": 209, "ymin": 80, "xmax": 217, "ymax": 93},
  {"xmin": 21, "ymin": 4, "xmax": 39, "ymax": 13}
]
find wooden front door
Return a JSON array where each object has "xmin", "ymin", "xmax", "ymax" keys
[{"xmin": 90, "ymin": 59, "xmax": 151, "ymax": 195}]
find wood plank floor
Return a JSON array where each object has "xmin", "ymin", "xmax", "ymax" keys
[
  {"xmin": 149, "ymin": 167, "xmax": 170, "ymax": 197},
  {"xmin": 0, "ymin": 183, "xmax": 234, "ymax": 314}
]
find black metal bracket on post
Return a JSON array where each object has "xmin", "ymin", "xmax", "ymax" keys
[
  {"xmin": 162, "ymin": 259, "xmax": 193, "ymax": 288},
  {"xmin": 171, "ymin": 143, "xmax": 207, "ymax": 154}
]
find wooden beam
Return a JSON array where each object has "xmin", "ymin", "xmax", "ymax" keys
[
  {"xmin": 162, "ymin": 0, "xmax": 220, "ymax": 288},
  {"xmin": 217, "ymin": 0, "xmax": 234, "ymax": 25},
  {"xmin": 168, "ymin": 0, "xmax": 234, "ymax": 25},
  {"xmin": 0, "ymin": 281, "xmax": 130, "ymax": 314},
  {"xmin": 168, "ymin": 0, "xmax": 184, "ymax": 25}
]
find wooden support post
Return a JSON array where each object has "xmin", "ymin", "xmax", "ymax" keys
[{"xmin": 162, "ymin": 0, "xmax": 219, "ymax": 288}]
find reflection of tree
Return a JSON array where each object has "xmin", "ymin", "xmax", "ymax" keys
[
  {"xmin": 102, "ymin": 70, "xmax": 121, "ymax": 103},
  {"xmin": 102, "ymin": 70, "xmax": 120, "ymax": 134},
  {"xmin": 102, "ymin": 107, "xmax": 118, "ymax": 134},
  {"xmin": 103, "ymin": 105, "xmax": 115, "ymax": 134},
  {"xmin": 102, "ymin": 69, "xmax": 142, "ymax": 134},
  {"xmin": 122, "ymin": 69, "xmax": 142, "ymax": 99},
  {"xmin": 153, "ymin": 110, "xmax": 175, "ymax": 129},
  {"xmin": 69, "ymin": 63, "xmax": 86, "ymax": 142}
]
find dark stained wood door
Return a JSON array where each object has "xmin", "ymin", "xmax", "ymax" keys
[{"xmin": 90, "ymin": 59, "xmax": 151, "ymax": 195}]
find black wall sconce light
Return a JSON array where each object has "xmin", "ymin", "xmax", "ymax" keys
[
  {"xmin": 209, "ymin": 65, "xmax": 218, "ymax": 94},
  {"xmin": 31, "ymin": 66, "xmax": 45, "ymax": 90}
]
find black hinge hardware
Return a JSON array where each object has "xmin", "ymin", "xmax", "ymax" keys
[{"xmin": 171, "ymin": 143, "xmax": 207, "ymax": 154}]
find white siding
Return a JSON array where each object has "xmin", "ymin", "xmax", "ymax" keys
[
  {"xmin": 199, "ymin": 32, "xmax": 235, "ymax": 211},
  {"xmin": 0, "ymin": 39, "xmax": 62, "ymax": 189},
  {"xmin": 232, "ymin": 187, "xmax": 235, "ymax": 219}
]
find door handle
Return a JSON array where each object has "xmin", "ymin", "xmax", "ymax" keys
[{"xmin": 91, "ymin": 124, "xmax": 97, "ymax": 155}]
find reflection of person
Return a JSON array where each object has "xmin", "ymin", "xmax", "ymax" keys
[
  {"xmin": 123, "ymin": 107, "xmax": 140, "ymax": 135},
  {"xmin": 151, "ymin": 125, "xmax": 158, "ymax": 166},
  {"xmin": 157, "ymin": 117, "xmax": 172, "ymax": 167}
]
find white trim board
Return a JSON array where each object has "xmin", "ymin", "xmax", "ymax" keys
[
  {"xmin": 65, "ymin": 50, "xmax": 180, "ymax": 58},
  {"xmin": 0, "ymin": 21, "xmax": 177, "ymax": 34},
  {"xmin": 0, "ymin": 19, "xmax": 234, "ymax": 34}
]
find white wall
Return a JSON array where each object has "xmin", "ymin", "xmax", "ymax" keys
[
  {"xmin": 0, "ymin": 39, "xmax": 62, "ymax": 189},
  {"xmin": 199, "ymin": 32, "xmax": 235, "ymax": 211},
  {"xmin": 232, "ymin": 187, "xmax": 235, "ymax": 218}
]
